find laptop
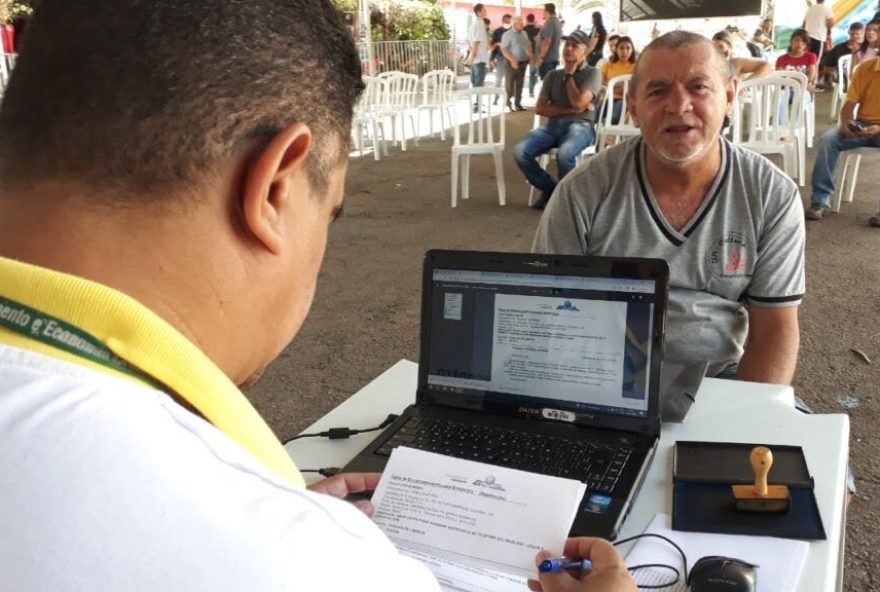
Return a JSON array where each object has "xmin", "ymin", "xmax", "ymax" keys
[{"xmin": 343, "ymin": 250, "xmax": 669, "ymax": 539}]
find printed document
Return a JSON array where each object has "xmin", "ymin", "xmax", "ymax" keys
[{"xmin": 371, "ymin": 447, "xmax": 587, "ymax": 586}]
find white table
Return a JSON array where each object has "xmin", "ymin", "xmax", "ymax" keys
[{"xmin": 286, "ymin": 359, "xmax": 849, "ymax": 592}]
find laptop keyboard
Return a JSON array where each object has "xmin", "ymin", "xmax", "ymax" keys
[{"xmin": 376, "ymin": 417, "xmax": 633, "ymax": 494}]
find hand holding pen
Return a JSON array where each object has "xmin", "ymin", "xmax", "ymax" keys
[{"xmin": 528, "ymin": 537, "xmax": 637, "ymax": 592}]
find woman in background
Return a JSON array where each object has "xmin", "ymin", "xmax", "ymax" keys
[
  {"xmin": 712, "ymin": 30, "xmax": 773, "ymax": 80},
  {"xmin": 852, "ymin": 21, "xmax": 880, "ymax": 67},
  {"xmin": 586, "ymin": 12, "xmax": 606, "ymax": 67},
  {"xmin": 599, "ymin": 36, "xmax": 636, "ymax": 125},
  {"xmin": 775, "ymin": 28, "xmax": 818, "ymax": 94}
]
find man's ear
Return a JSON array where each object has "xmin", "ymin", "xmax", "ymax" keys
[
  {"xmin": 627, "ymin": 92, "xmax": 639, "ymax": 127},
  {"xmin": 240, "ymin": 123, "xmax": 313, "ymax": 255}
]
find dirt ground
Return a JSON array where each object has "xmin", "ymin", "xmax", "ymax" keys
[{"xmin": 247, "ymin": 90, "xmax": 880, "ymax": 591}]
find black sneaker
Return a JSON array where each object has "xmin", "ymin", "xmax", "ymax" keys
[
  {"xmin": 869, "ymin": 213, "xmax": 880, "ymax": 227},
  {"xmin": 515, "ymin": 105, "xmax": 526, "ymax": 111},
  {"xmin": 530, "ymin": 191, "xmax": 552, "ymax": 210},
  {"xmin": 805, "ymin": 204, "xmax": 824, "ymax": 220}
]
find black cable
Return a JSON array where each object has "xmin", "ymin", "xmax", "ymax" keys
[
  {"xmin": 282, "ymin": 413, "xmax": 399, "ymax": 446},
  {"xmin": 298, "ymin": 467, "xmax": 341, "ymax": 478},
  {"xmin": 613, "ymin": 533, "xmax": 689, "ymax": 590}
]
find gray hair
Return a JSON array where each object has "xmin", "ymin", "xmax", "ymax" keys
[{"xmin": 629, "ymin": 31, "xmax": 730, "ymax": 93}]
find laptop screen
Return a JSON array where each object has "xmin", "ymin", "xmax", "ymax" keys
[{"xmin": 425, "ymin": 268, "xmax": 656, "ymax": 419}]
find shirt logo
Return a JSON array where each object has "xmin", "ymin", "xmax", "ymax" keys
[{"xmin": 707, "ymin": 232, "xmax": 751, "ymax": 279}]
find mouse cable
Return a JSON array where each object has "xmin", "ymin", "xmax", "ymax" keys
[
  {"xmin": 282, "ymin": 413, "xmax": 399, "ymax": 446},
  {"xmin": 613, "ymin": 533, "xmax": 688, "ymax": 590}
]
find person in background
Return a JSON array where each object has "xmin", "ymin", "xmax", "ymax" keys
[
  {"xmin": 599, "ymin": 35, "xmax": 636, "ymax": 125},
  {"xmin": 607, "ymin": 33, "xmax": 621, "ymax": 57},
  {"xmin": 806, "ymin": 53, "xmax": 880, "ymax": 225},
  {"xmin": 776, "ymin": 27, "xmax": 819, "ymax": 95},
  {"xmin": 586, "ymin": 11, "xmax": 607, "ymax": 67},
  {"xmin": 819, "ymin": 21, "xmax": 863, "ymax": 88},
  {"xmin": 536, "ymin": 2, "xmax": 562, "ymax": 78},
  {"xmin": 534, "ymin": 30, "xmax": 805, "ymax": 386},
  {"xmin": 466, "ymin": 3, "xmax": 490, "ymax": 113},
  {"xmin": 804, "ymin": 0, "xmax": 834, "ymax": 57},
  {"xmin": 491, "ymin": 14, "xmax": 512, "ymax": 105},
  {"xmin": 853, "ymin": 20, "xmax": 880, "ymax": 67},
  {"xmin": 501, "ymin": 16, "xmax": 532, "ymax": 111},
  {"xmin": 712, "ymin": 30, "xmax": 773, "ymax": 80},
  {"xmin": 524, "ymin": 13, "xmax": 541, "ymax": 97},
  {"xmin": 513, "ymin": 30, "xmax": 601, "ymax": 210},
  {"xmin": 752, "ymin": 18, "xmax": 775, "ymax": 50}
]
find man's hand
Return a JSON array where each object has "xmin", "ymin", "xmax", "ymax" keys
[
  {"xmin": 307, "ymin": 472, "xmax": 381, "ymax": 517},
  {"xmin": 527, "ymin": 538, "xmax": 637, "ymax": 592},
  {"xmin": 858, "ymin": 124, "xmax": 880, "ymax": 138},
  {"xmin": 510, "ymin": 60, "xmax": 519, "ymax": 69},
  {"xmin": 537, "ymin": 55, "xmax": 544, "ymax": 66}
]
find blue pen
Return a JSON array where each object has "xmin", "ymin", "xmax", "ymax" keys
[{"xmin": 538, "ymin": 557, "xmax": 593, "ymax": 573}]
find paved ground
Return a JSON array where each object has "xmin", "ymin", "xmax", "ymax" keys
[{"xmin": 247, "ymin": 90, "xmax": 880, "ymax": 591}]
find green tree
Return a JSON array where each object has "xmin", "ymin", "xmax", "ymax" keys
[{"xmin": 332, "ymin": 0, "xmax": 449, "ymax": 41}]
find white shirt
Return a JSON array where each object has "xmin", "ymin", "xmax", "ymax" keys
[
  {"xmin": 0, "ymin": 345, "xmax": 440, "ymax": 591},
  {"xmin": 804, "ymin": 3, "xmax": 833, "ymax": 40},
  {"xmin": 468, "ymin": 18, "xmax": 490, "ymax": 63}
]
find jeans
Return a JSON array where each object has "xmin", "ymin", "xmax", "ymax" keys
[
  {"xmin": 494, "ymin": 58, "xmax": 506, "ymax": 101},
  {"xmin": 810, "ymin": 127, "xmax": 880, "ymax": 207},
  {"xmin": 512, "ymin": 118, "xmax": 597, "ymax": 194},
  {"xmin": 598, "ymin": 98, "xmax": 623, "ymax": 125},
  {"xmin": 470, "ymin": 61, "xmax": 487, "ymax": 88},
  {"xmin": 506, "ymin": 61, "xmax": 527, "ymax": 107},
  {"xmin": 528, "ymin": 62, "xmax": 539, "ymax": 95},
  {"xmin": 538, "ymin": 60, "xmax": 558, "ymax": 80}
]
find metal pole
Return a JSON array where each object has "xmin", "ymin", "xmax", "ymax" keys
[{"xmin": 359, "ymin": 0, "xmax": 375, "ymax": 75}]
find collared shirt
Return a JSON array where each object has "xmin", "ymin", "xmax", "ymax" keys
[
  {"xmin": 501, "ymin": 28, "xmax": 531, "ymax": 62},
  {"xmin": 468, "ymin": 18, "xmax": 490, "ymax": 63},
  {"xmin": 540, "ymin": 62, "xmax": 602, "ymax": 122},
  {"xmin": 847, "ymin": 57, "xmax": 880, "ymax": 123}
]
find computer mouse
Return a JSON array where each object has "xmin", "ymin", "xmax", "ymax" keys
[{"xmin": 688, "ymin": 556, "xmax": 757, "ymax": 592}]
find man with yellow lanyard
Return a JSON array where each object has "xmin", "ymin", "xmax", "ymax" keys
[{"xmin": 0, "ymin": 1, "xmax": 636, "ymax": 591}]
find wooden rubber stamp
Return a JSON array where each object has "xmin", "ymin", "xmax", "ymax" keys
[{"xmin": 732, "ymin": 446, "xmax": 791, "ymax": 513}]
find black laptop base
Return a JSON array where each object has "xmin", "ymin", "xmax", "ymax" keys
[{"xmin": 343, "ymin": 405, "xmax": 656, "ymax": 539}]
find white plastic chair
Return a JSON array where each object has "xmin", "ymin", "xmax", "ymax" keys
[
  {"xmin": 596, "ymin": 74, "xmax": 639, "ymax": 150},
  {"xmin": 733, "ymin": 74, "xmax": 805, "ymax": 185},
  {"xmin": 416, "ymin": 69, "xmax": 457, "ymax": 141},
  {"xmin": 830, "ymin": 54, "xmax": 853, "ymax": 120},
  {"xmin": 374, "ymin": 72, "xmax": 421, "ymax": 151},
  {"xmin": 450, "ymin": 87, "xmax": 506, "ymax": 208},
  {"xmin": 832, "ymin": 147, "xmax": 880, "ymax": 212},
  {"xmin": 774, "ymin": 69, "xmax": 815, "ymax": 148},
  {"xmin": 525, "ymin": 112, "xmax": 598, "ymax": 206},
  {"xmin": 352, "ymin": 76, "xmax": 386, "ymax": 161}
]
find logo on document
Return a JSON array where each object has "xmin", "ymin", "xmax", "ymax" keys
[
  {"xmin": 473, "ymin": 475, "xmax": 506, "ymax": 491},
  {"xmin": 556, "ymin": 300, "xmax": 579, "ymax": 311}
]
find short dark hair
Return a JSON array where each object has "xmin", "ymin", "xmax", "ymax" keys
[
  {"xmin": 473, "ymin": 3, "xmax": 484, "ymax": 15},
  {"xmin": 544, "ymin": 3, "xmax": 556, "ymax": 15},
  {"xmin": 631, "ymin": 31, "xmax": 728, "ymax": 92},
  {"xmin": 608, "ymin": 34, "xmax": 621, "ymax": 43},
  {"xmin": 502, "ymin": 13, "xmax": 512, "ymax": 22},
  {"xmin": 850, "ymin": 21, "xmax": 865, "ymax": 30},
  {"xmin": 788, "ymin": 27, "xmax": 811, "ymax": 52},
  {"xmin": 526, "ymin": 13, "xmax": 535, "ymax": 22},
  {"xmin": 0, "ymin": 0, "xmax": 363, "ymax": 200}
]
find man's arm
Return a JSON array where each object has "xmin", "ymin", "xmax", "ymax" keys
[
  {"xmin": 501, "ymin": 44, "xmax": 518, "ymax": 68},
  {"xmin": 538, "ymin": 36, "xmax": 551, "ymax": 64},
  {"xmin": 737, "ymin": 305, "xmax": 800, "ymax": 384},
  {"xmin": 535, "ymin": 91, "xmax": 594, "ymax": 117}
]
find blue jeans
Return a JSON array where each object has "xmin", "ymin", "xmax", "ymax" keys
[
  {"xmin": 538, "ymin": 60, "xmax": 558, "ymax": 80},
  {"xmin": 598, "ymin": 98, "xmax": 623, "ymax": 125},
  {"xmin": 528, "ymin": 62, "xmax": 539, "ymax": 95},
  {"xmin": 513, "ymin": 118, "xmax": 597, "ymax": 194},
  {"xmin": 810, "ymin": 127, "xmax": 880, "ymax": 207},
  {"xmin": 470, "ymin": 62, "xmax": 487, "ymax": 88},
  {"xmin": 494, "ymin": 59, "xmax": 506, "ymax": 100}
]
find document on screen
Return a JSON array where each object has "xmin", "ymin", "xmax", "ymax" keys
[
  {"xmin": 370, "ymin": 447, "xmax": 586, "ymax": 583},
  {"xmin": 491, "ymin": 294, "xmax": 627, "ymax": 404}
]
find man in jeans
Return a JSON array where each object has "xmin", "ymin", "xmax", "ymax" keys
[
  {"xmin": 536, "ymin": 3, "xmax": 561, "ymax": 79},
  {"xmin": 513, "ymin": 30, "xmax": 600, "ymax": 210},
  {"xmin": 806, "ymin": 56, "xmax": 880, "ymax": 226},
  {"xmin": 524, "ymin": 13, "xmax": 541, "ymax": 97},
  {"xmin": 466, "ymin": 3, "xmax": 490, "ymax": 112}
]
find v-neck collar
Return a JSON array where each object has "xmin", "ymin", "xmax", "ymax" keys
[{"xmin": 634, "ymin": 138, "xmax": 731, "ymax": 247}]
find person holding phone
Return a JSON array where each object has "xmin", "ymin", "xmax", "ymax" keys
[{"xmin": 807, "ymin": 55, "xmax": 880, "ymax": 225}]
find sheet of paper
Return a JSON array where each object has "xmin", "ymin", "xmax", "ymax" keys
[
  {"xmin": 399, "ymin": 545, "xmax": 527, "ymax": 592},
  {"xmin": 625, "ymin": 514, "xmax": 809, "ymax": 592},
  {"xmin": 371, "ymin": 447, "xmax": 587, "ymax": 579}
]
